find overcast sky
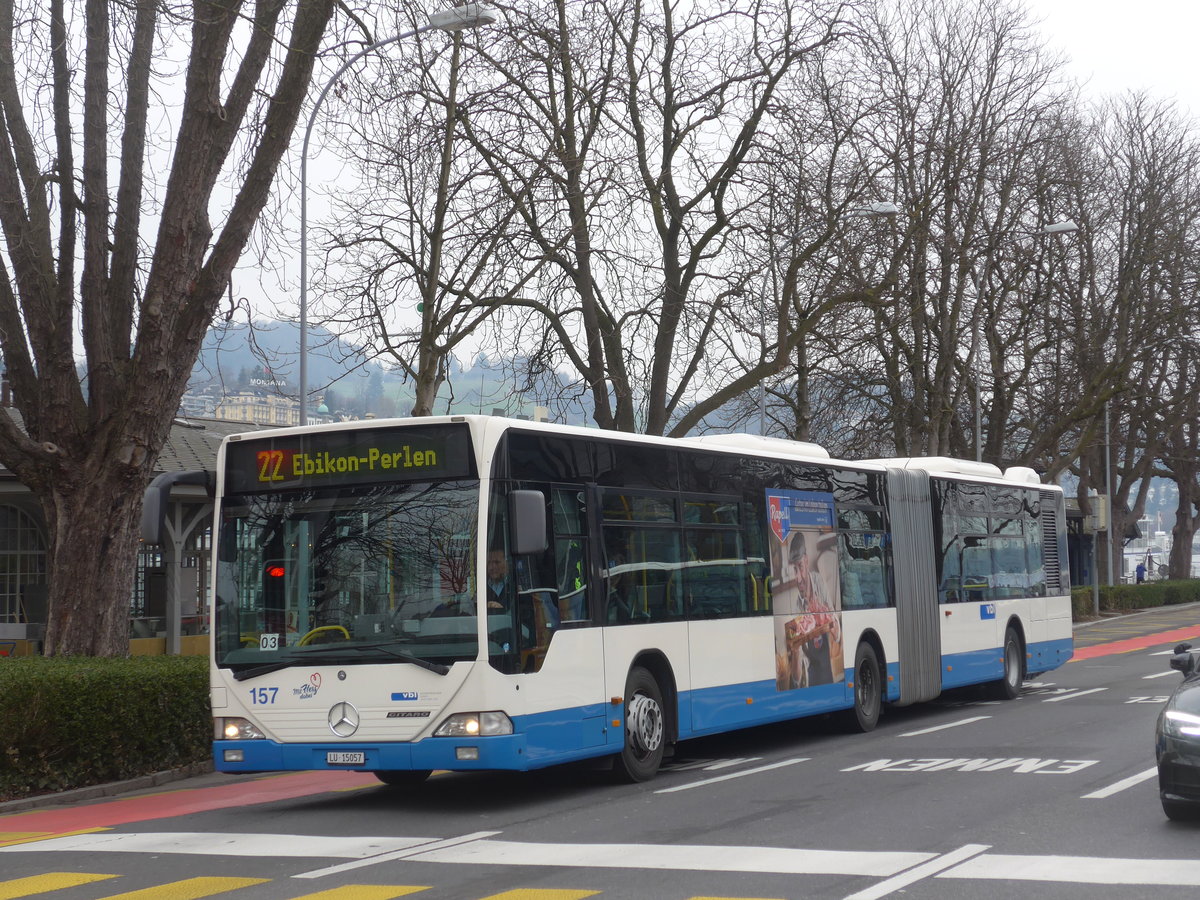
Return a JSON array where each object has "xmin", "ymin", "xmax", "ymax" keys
[{"xmin": 1030, "ymin": 0, "xmax": 1199, "ymax": 114}]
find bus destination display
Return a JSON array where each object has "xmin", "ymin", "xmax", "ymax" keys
[{"xmin": 223, "ymin": 424, "xmax": 474, "ymax": 494}]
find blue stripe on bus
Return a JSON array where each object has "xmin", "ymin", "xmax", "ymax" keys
[
  {"xmin": 940, "ymin": 637, "xmax": 1073, "ymax": 689},
  {"xmin": 683, "ymin": 679, "xmax": 853, "ymax": 737},
  {"xmin": 1026, "ymin": 636, "xmax": 1074, "ymax": 673},
  {"xmin": 214, "ymin": 639, "xmax": 1072, "ymax": 775}
]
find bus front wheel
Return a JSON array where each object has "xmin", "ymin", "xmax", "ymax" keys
[
  {"xmin": 614, "ymin": 666, "xmax": 665, "ymax": 782},
  {"xmin": 847, "ymin": 642, "xmax": 882, "ymax": 732}
]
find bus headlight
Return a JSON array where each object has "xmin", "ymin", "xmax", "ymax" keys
[
  {"xmin": 219, "ymin": 717, "xmax": 266, "ymax": 740},
  {"xmin": 433, "ymin": 711, "xmax": 513, "ymax": 737}
]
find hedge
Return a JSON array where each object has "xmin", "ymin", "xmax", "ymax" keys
[
  {"xmin": 1071, "ymin": 578, "xmax": 1200, "ymax": 620},
  {"xmin": 0, "ymin": 655, "xmax": 210, "ymax": 802}
]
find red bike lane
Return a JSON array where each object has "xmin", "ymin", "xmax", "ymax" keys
[
  {"xmin": 0, "ymin": 770, "xmax": 379, "ymax": 847},
  {"xmin": 1069, "ymin": 625, "xmax": 1200, "ymax": 661}
]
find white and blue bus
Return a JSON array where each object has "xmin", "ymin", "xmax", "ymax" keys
[{"xmin": 143, "ymin": 416, "xmax": 1072, "ymax": 783}]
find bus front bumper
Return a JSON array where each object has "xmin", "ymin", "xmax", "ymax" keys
[{"xmin": 215, "ymin": 734, "xmax": 530, "ymax": 773}]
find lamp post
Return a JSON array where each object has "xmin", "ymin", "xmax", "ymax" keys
[
  {"xmin": 299, "ymin": 4, "xmax": 497, "ymax": 425},
  {"xmin": 973, "ymin": 219, "xmax": 1079, "ymax": 461},
  {"xmin": 759, "ymin": 202, "xmax": 900, "ymax": 436}
]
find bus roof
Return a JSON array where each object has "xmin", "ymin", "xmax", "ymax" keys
[{"xmin": 221, "ymin": 416, "xmax": 1049, "ymax": 487}]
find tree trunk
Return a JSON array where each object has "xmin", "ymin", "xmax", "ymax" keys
[
  {"xmin": 1170, "ymin": 473, "xmax": 1198, "ymax": 580},
  {"xmin": 41, "ymin": 464, "xmax": 145, "ymax": 656}
]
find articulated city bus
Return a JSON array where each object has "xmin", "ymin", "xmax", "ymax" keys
[{"xmin": 143, "ymin": 416, "xmax": 1072, "ymax": 783}]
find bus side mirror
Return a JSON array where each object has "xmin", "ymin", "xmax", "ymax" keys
[{"xmin": 509, "ymin": 490, "xmax": 548, "ymax": 556}]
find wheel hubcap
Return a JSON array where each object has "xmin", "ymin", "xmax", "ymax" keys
[
  {"xmin": 627, "ymin": 692, "xmax": 663, "ymax": 757},
  {"xmin": 858, "ymin": 662, "xmax": 875, "ymax": 706},
  {"xmin": 1007, "ymin": 642, "xmax": 1019, "ymax": 685}
]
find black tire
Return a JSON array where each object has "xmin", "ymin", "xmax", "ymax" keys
[
  {"xmin": 374, "ymin": 769, "xmax": 431, "ymax": 787},
  {"xmin": 1162, "ymin": 796, "xmax": 1200, "ymax": 821},
  {"xmin": 613, "ymin": 666, "xmax": 666, "ymax": 782},
  {"xmin": 992, "ymin": 627, "xmax": 1024, "ymax": 700},
  {"xmin": 848, "ymin": 642, "xmax": 882, "ymax": 732}
]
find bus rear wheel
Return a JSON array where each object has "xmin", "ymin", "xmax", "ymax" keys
[
  {"xmin": 847, "ymin": 642, "xmax": 882, "ymax": 733},
  {"xmin": 374, "ymin": 769, "xmax": 431, "ymax": 787},
  {"xmin": 614, "ymin": 666, "xmax": 665, "ymax": 782},
  {"xmin": 991, "ymin": 627, "xmax": 1024, "ymax": 700}
]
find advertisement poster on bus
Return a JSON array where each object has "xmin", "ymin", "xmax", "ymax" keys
[{"xmin": 766, "ymin": 489, "xmax": 843, "ymax": 691}]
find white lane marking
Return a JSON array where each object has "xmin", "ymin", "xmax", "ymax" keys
[
  {"xmin": 294, "ymin": 831, "xmax": 500, "ymax": 879},
  {"xmin": 14, "ymin": 832, "xmax": 1200, "ymax": 887},
  {"xmin": 411, "ymin": 839, "xmax": 933, "ymax": 876},
  {"xmin": 899, "ymin": 716, "xmax": 990, "ymax": 737},
  {"xmin": 666, "ymin": 757, "xmax": 764, "ymax": 772},
  {"xmin": 1081, "ymin": 766, "xmax": 1159, "ymax": 799},
  {"xmin": 0, "ymin": 832, "xmax": 429, "ymax": 858},
  {"xmin": 704, "ymin": 757, "xmax": 763, "ymax": 771},
  {"xmin": 653, "ymin": 757, "xmax": 809, "ymax": 793},
  {"xmin": 1043, "ymin": 687, "xmax": 1108, "ymax": 702},
  {"xmin": 1142, "ymin": 670, "xmax": 1179, "ymax": 679},
  {"xmin": 661, "ymin": 759, "xmax": 720, "ymax": 771},
  {"xmin": 940, "ymin": 853, "xmax": 1200, "ymax": 885},
  {"xmin": 843, "ymin": 844, "xmax": 990, "ymax": 900}
]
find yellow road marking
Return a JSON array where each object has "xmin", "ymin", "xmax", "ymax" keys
[
  {"xmin": 0, "ymin": 827, "xmax": 110, "ymax": 848},
  {"xmin": 480, "ymin": 892, "xmax": 600, "ymax": 900},
  {"xmin": 0, "ymin": 873, "xmax": 118, "ymax": 899},
  {"xmin": 95, "ymin": 876, "xmax": 268, "ymax": 900}
]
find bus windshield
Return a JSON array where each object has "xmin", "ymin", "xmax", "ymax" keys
[{"xmin": 213, "ymin": 479, "xmax": 479, "ymax": 675}]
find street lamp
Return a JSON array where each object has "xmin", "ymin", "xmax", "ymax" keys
[
  {"xmin": 759, "ymin": 202, "xmax": 900, "ymax": 435},
  {"xmin": 299, "ymin": 4, "xmax": 497, "ymax": 425},
  {"xmin": 973, "ymin": 219, "xmax": 1080, "ymax": 460}
]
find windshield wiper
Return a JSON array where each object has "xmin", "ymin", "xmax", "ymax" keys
[
  {"xmin": 300, "ymin": 641, "xmax": 451, "ymax": 675},
  {"xmin": 232, "ymin": 659, "xmax": 298, "ymax": 681},
  {"xmin": 231, "ymin": 642, "xmax": 451, "ymax": 681}
]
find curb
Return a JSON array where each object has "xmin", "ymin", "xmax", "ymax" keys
[{"xmin": 0, "ymin": 761, "xmax": 214, "ymax": 815}]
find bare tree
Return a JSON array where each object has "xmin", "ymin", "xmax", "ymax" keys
[
  {"xmin": 847, "ymin": 0, "xmax": 1074, "ymax": 458},
  {"xmin": 451, "ymin": 0, "xmax": 860, "ymax": 436},
  {"xmin": 1078, "ymin": 96, "xmax": 1200, "ymax": 579},
  {"xmin": 312, "ymin": 12, "xmax": 538, "ymax": 416},
  {"xmin": 0, "ymin": 0, "xmax": 338, "ymax": 654}
]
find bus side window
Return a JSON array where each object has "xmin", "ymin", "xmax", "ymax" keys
[
  {"xmin": 683, "ymin": 528, "xmax": 745, "ymax": 618},
  {"xmin": 551, "ymin": 488, "xmax": 589, "ymax": 624},
  {"xmin": 603, "ymin": 525, "xmax": 683, "ymax": 624}
]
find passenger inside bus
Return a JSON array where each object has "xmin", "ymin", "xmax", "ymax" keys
[{"xmin": 485, "ymin": 549, "xmax": 512, "ymax": 610}]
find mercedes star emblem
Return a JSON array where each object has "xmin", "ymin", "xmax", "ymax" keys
[{"xmin": 327, "ymin": 701, "xmax": 360, "ymax": 738}]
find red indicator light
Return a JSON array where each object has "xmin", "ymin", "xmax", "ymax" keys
[{"xmin": 265, "ymin": 564, "xmax": 286, "ymax": 578}]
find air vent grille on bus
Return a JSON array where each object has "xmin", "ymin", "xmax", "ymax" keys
[{"xmin": 1041, "ymin": 489, "xmax": 1062, "ymax": 592}]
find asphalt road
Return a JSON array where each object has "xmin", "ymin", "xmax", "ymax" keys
[{"xmin": 2, "ymin": 605, "xmax": 1199, "ymax": 900}]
